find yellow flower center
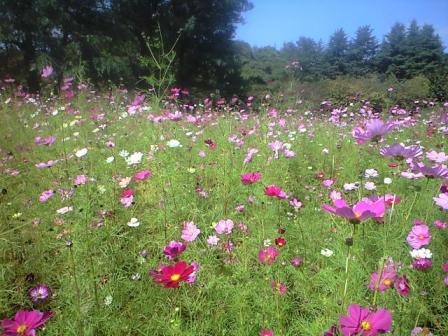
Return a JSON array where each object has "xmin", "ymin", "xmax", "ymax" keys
[
  {"xmin": 354, "ymin": 211, "xmax": 362, "ymax": 219},
  {"xmin": 418, "ymin": 234, "xmax": 425, "ymax": 240},
  {"xmin": 383, "ymin": 278, "xmax": 392, "ymax": 287},
  {"xmin": 17, "ymin": 325, "xmax": 28, "ymax": 333},
  {"xmin": 360, "ymin": 320, "xmax": 371, "ymax": 331},
  {"xmin": 170, "ymin": 274, "xmax": 181, "ymax": 282}
]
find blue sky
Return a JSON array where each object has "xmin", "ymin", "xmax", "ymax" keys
[{"xmin": 235, "ymin": 0, "xmax": 448, "ymax": 49}]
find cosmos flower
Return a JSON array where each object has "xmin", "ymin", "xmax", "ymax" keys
[
  {"xmin": 274, "ymin": 237, "xmax": 286, "ymax": 248},
  {"xmin": 264, "ymin": 185, "xmax": 288, "ymax": 199},
  {"xmin": 411, "ymin": 162, "xmax": 448, "ymax": 179},
  {"xmin": 41, "ymin": 65, "xmax": 54, "ymax": 78},
  {"xmin": 406, "ymin": 224, "xmax": 431, "ymax": 249},
  {"xmin": 163, "ymin": 241, "xmax": 187, "ymax": 260},
  {"xmin": 433, "ymin": 193, "xmax": 448, "ymax": 210},
  {"xmin": 395, "ymin": 275, "xmax": 410, "ymax": 296},
  {"xmin": 240, "ymin": 172, "xmax": 262, "ymax": 185},
  {"xmin": 259, "ymin": 330, "xmax": 274, "ymax": 336},
  {"xmin": 426, "ymin": 150, "xmax": 448, "ymax": 164},
  {"xmin": 34, "ymin": 136, "xmax": 56, "ymax": 146},
  {"xmin": 39, "ymin": 190, "xmax": 54, "ymax": 203},
  {"xmin": 1, "ymin": 310, "xmax": 54, "ymax": 336},
  {"xmin": 125, "ymin": 152, "xmax": 144, "ymax": 165},
  {"xmin": 28, "ymin": 284, "xmax": 51, "ymax": 302},
  {"xmin": 379, "ymin": 143, "xmax": 422, "ymax": 160},
  {"xmin": 181, "ymin": 221, "xmax": 200, "ymax": 242},
  {"xmin": 291, "ymin": 256, "xmax": 303, "ymax": 267},
  {"xmin": 271, "ymin": 280, "xmax": 287, "ymax": 295},
  {"xmin": 150, "ymin": 261, "xmax": 195, "ymax": 288},
  {"xmin": 134, "ymin": 170, "xmax": 152, "ymax": 181},
  {"xmin": 207, "ymin": 235, "xmax": 220, "ymax": 246},
  {"xmin": 214, "ymin": 219, "xmax": 234, "ymax": 235},
  {"xmin": 352, "ymin": 119, "xmax": 395, "ymax": 144},
  {"xmin": 339, "ymin": 304, "xmax": 392, "ymax": 336},
  {"xmin": 322, "ymin": 198, "xmax": 385, "ymax": 224},
  {"xmin": 258, "ymin": 246, "xmax": 279, "ymax": 264},
  {"xmin": 369, "ymin": 268, "xmax": 396, "ymax": 292}
]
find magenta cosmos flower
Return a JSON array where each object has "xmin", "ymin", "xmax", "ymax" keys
[
  {"xmin": 41, "ymin": 65, "xmax": 53, "ymax": 78},
  {"xmin": 1, "ymin": 310, "xmax": 54, "ymax": 336},
  {"xmin": 411, "ymin": 162, "xmax": 448, "ymax": 179},
  {"xmin": 181, "ymin": 221, "xmax": 200, "ymax": 242},
  {"xmin": 340, "ymin": 304, "xmax": 392, "ymax": 336},
  {"xmin": 259, "ymin": 329, "xmax": 274, "ymax": 336},
  {"xmin": 322, "ymin": 198, "xmax": 385, "ymax": 224},
  {"xmin": 163, "ymin": 241, "xmax": 187, "ymax": 260},
  {"xmin": 369, "ymin": 268, "xmax": 396, "ymax": 292},
  {"xmin": 352, "ymin": 119, "xmax": 395, "ymax": 144},
  {"xmin": 240, "ymin": 172, "xmax": 262, "ymax": 185},
  {"xmin": 39, "ymin": 190, "xmax": 54, "ymax": 203},
  {"xmin": 264, "ymin": 185, "xmax": 288, "ymax": 199},
  {"xmin": 134, "ymin": 170, "xmax": 152, "ymax": 181},
  {"xmin": 406, "ymin": 224, "xmax": 431, "ymax": 249},
  {"xmin": 258, "ymin": 246, "xmax": 279, "ymax": 265}
]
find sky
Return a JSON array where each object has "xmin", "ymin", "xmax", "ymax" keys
[{"xmin": 235, "ymin": 0, "xmax": 448, "ymax": 49}]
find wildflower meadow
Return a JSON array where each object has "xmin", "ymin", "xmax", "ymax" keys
[{"xmin": 1, "ymin": 76, "xmax": 448, "ymax": 336}]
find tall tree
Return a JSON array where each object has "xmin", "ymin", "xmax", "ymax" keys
[
  {"xmin": 348, "ymin": 25, "xmax": 378, "ymax": 76},
  {"xmin": 377, "ymin": 23, "xmax": 408, "ymax": 78},
  {"xmin": 326, "ymin": 28, "xmax": 349, "ymax": 78}
]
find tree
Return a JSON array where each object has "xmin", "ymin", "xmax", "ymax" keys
[
  {"xmin": 326, "ymin": 28, "xmax": 349, "ymax": 78},
  {"xmin": 376, "ymin": 23, "xmax": 408, "ymax": 78},
  {"xmin": 348, "ymin": 25, "xmax": 378, "ymax": 76}
]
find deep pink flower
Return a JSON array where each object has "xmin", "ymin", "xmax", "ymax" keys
[
  {"xmin": 264, "ymin": 185, "xmax": 288, "ymax": 199},
  {"xmin": 163, "ymin": 241, "xmax": 187, "ymax": 260},
  {"xmin": 134, "ymin": 170, "xmax": 152, "ymax": 181},
  {"xmin": 291, "ymin": 256, "xmax": 303, "ymax": 267},
  {"xmin": 407, "ymin": 224, "xmax": 431, "ymax": 249},
  {"xmin": 412, "ymin": 258, "xmax": 432, "ymax": 270},
  {"xmin": 150, "ymin": 261, "xmax": 194, "ymax": 288},
  {"xmin": 259, "ymin": 330, "xmax": 274, "ymax": 336},
  {"xmin": 395, "ymin": 275, "xmax": 410, "ymax": 296},
  {"xmin": 258, "ymin": 246, "xmax": 279, "ymax": 265},
  {"xmin": 271, "ymin": 280, "xmax": 287, "ymax": 295},
  {"xmin": 340, "ymin": 304, "xmax": 392, "ymax": 335},
  {"xmin": 1, "ymin": 310, "xmax": 54, "ymax": 336},
  {"xmin": 240, "ymin": 172, "xmax": 262, "ymax": 185},
  {"xmin": 434, "ymin": 220, "xmax": 447, "ymax": 229}
]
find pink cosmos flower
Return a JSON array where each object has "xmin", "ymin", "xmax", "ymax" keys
[
  {"xmin": 259, "ymin": 330, "xmax": 274, "ymax": 336},
  {"xmin": 39, "ymin": 190, "xmax": 54, "ymax": 203},
  {"xmin": 134, "ymin": 170, "xmax": 152, "ymax": 181},
  {"xmin": 264, "ymin": 185, "xmax": 288, "ymax": 199},
  {"xmin": 1, "ymin": 310, "xmax": 54, "ymax": 336},
  {"xmin": 322, "ymin": 198, "xmax": 385, "ymax": 224},
  {"xmin": 433, "ymin": 193, "xmax": 448, "ymax": 210},
  {"xmin": 258, "ymin": 246, "xmax": 279, "ymax": 265},
  {"xmin": 407, "ymin": 224, "xmax": 431, "ymax": 249},
  {"xmin": 181, "ymin": 221, "xmax": 200, "ymax": 242},
  {"xmin": 74, "ymin": 175, "xmax": 88, "ymax": 186},
  {"xmin": 243, "ymin": 148, "xmax": 258, "ymax": 164},
  {"xmin": 340, "ymin": 304, "xmax": 392, "ymax": 336},
  {"xmin": 215, "ymin": 219, "xmax": 234, "ymax": 235},
  {"xmin": 207, "ymin": 235, "xmax": 220, "ymax": 246},
  {"xmin": 271, "ymin": 280, "xmax": 287, "ymax": 295},
  {"xmin": 352, "ymin": 119, "xmax": 395, "ymax": 144},
  {"xmin": 322, "ymin": 179, "xmax": 334, "ymax": 188},
  {"xmin": 41, "ymin": 65, "xmax": 54, "ymax": 78},
  {"xmin": 434, "ymin": 220, "xmax": 447, "ymax": 229},
  {"xmin": 34, "ymin": 136, "xmax": 56, "ymax": 146},
  {"xmin": 240, "ymin": 172, "xmax": 262, "ymax": 185},
  {"xmin": 28, "ymin": 284, "xmax": 51, "ymax": 302},
  {"xmin": 120, "ymin": 188, "xmax": 134, "ymax": 207},
  {"xmin": 369, "ymin": 269, "xmax": 396, "ymax": 292}
]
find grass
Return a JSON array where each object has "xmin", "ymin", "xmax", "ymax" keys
[{"xmin": 0, "ymin": 89, "xmax": 447, "ymax": 335}]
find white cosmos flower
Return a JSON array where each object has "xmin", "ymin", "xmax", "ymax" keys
[
  {"xmin": 410, "ymin": 248, "xmax": 432, "ymax": 259},
  {"xmin": 321, "ymin": 248, "xmax": 334, "ymax": 257},
  {"xmin": 75, "ymin": 148, "xmax": 88, "ymax": 158},
  {"xmin": 364, "ymin": 169, "xmax": 378, "ymax": 178},
  {"xmin": 167, "ymin": 139, "xmax": 182, "ymax": 148},
  {"xmin": 106, "ymin": 156, "xmax": 115, "ymax": 163},
  {"xmin": 127, "ymin": 217, "xmax": 140, "ymax": 227},
  {"xmin": 383, "ymin": 177, "xmax": 392, "ymax": 185},
  {"xmin": 125, "ymin": 152, "xmax": 143, "ymax": 165},
  {"xmin": 119, "ymin": 150, "xmax": 129, "ymax": 158}
]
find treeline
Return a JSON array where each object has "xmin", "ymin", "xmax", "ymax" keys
[
  {"xmin": 1, "ymin": 0, "xmax": 448, "ymax": 99},
  {"xmin": 235, "ymin": 21, "xmax": 447, "ymax": 86},
  {"xmin": 0, "ymin": 0, "xmax": 252, "ymax": 93}
]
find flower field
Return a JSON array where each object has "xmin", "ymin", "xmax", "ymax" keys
[{"xmin": 1, "ymin": 86, "xmax": 447, "ymax": 335}]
